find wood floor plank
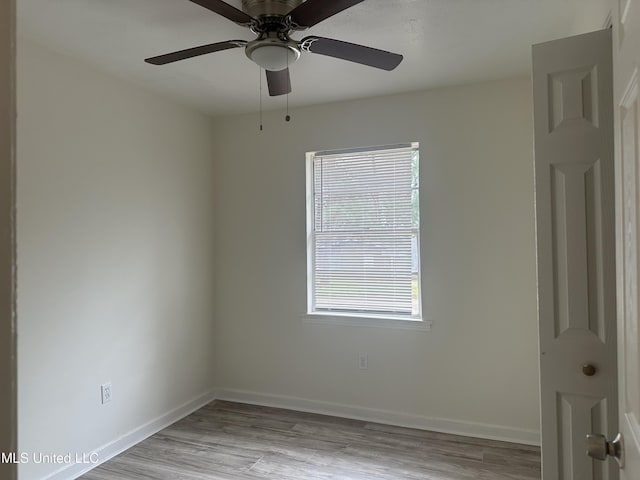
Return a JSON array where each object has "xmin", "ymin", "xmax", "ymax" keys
[{"xmin": 80, "ymin": 400, "xmax": 541, "ymax": 480}]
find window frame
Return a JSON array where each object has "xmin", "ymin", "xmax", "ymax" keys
[{"xmin": 305, "ymin": 143, "xmax": 424, "ymax": 325}]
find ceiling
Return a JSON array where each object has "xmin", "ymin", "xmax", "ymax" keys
[{"xmin": 17, "ymin": 0, "xmax": 580, "ymax": 117}]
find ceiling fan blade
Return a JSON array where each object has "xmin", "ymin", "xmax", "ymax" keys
[
  {"xmin": 301, "ymin": 36, "xmax": 403, "ymax": 71},
  {"xmin": 288, "ymin": 0, "xmax": 366, "ymax": 28},
  {"xmin": 189, "ymin": 0, "xmax": 255, "ymax": 26},
  {"xmin": 266, "ymin": 68, "xmax": 292, "ymax": 96},
  {"xmin": 145, "ymin": 40, "xmax": 246, "ymax": 65}
]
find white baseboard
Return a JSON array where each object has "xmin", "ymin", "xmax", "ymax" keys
[
  {"xmin": 43, "ymin": 389, "xmax": 217, "ymax": 480},
  {"xmin": 216, "ymin": 388, "xmax": 541, "ymax": 446}
]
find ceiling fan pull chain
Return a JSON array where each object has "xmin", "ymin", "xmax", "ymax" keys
[
  {"xmin": 285, "ymin": 49, "xmax": 291, "ymax": 122},
  {"xmin": 285, "ymin": 95, "xmax": 290, "ymax": 122},
  {"xmin": 259, "ymin": 66, "xmax": 263, "ymax": 131}
]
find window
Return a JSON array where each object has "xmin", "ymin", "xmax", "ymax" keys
[{"xmin": 306, "ymin": 143, "xmax": 421, "ymax": 321}]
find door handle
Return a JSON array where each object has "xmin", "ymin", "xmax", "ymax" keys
[{"xmin": 586, "ymin": 433, "xmax": 624, "ymax": 467}]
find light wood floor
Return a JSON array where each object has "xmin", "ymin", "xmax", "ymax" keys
[{"xmin": 81, "ymin": 400, "xmax": 541, "ymax": 480}]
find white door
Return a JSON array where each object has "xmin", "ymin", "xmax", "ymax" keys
[
  {"xmin": 533, "ymin": 29, "xmax": 618, "ymax": 480},
  {"xmin": 614, "ymin": 0, "xmax": 640, "ymax": 476}
]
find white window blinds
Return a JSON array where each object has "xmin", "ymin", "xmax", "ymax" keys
[{"xmin": 308, "ymin": 143, "xmax": 421, "ymax": 319}]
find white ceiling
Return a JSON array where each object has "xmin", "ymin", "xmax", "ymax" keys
[{"xmin": 17, "ymin": 0, "xmax": 580, "ymax": 117}]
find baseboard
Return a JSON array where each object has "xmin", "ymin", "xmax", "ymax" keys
[
  {"xmin": 43, "ymin": 389, "xmax": 218, "ymax": 480},
  {"xmin": 216, "ymin": 388, "xmax": 541, "ymax": 446}
]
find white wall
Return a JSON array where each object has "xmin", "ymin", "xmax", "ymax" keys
[
  {"xmin": 570, "ymin": 0, "xmax": 612, "ymax": 33},
  {"xmin": 17, "ymin": 41, "xmax": 216, "ymax": 480},
  {"xmin": 0, "ymin": 1, "xmax": 17, "ymax": 480},
  {"xmin": 212, "ymin": 78, "xmax": 540, "ymax": 443}
]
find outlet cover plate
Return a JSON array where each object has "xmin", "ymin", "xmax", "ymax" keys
[
  {"xmin": 359, "ymin": 354, "xmax": 368, "ymax": 370},
  {"xmin": 101, "ymin": 382, "xmax": 112, "ymax": 404}
]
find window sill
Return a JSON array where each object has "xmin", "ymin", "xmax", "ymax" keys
[{"xmin": 301, "ymin": 313, "xmax": 432, "ymax": 331}]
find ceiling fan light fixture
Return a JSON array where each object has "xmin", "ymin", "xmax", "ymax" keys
[{"xmin": 246, "ymin": 43, "xmax": 300, "ymax": 71}]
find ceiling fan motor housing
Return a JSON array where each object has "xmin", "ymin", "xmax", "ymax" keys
[{"xmin": 242, "ymin": 0, "xmax": 303, "ymax": 18}]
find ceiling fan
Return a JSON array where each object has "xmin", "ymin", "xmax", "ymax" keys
[{"xmin": 145, "ymin": 0, "xmax": 404, "ymax": 96}]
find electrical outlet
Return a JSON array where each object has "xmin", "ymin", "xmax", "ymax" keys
[
  {"xmin": 101, "ymin": 383, "xmax": 112, "ymax": 404},
  {"xmin": 359, "ymin": 354, "xmax": 368, "ymax": 370}
]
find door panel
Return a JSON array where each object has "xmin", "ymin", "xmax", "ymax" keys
[
  {"xmin": 615, "ymin": 0, "xmax": 640, "ymax": 474},
  {"xmin": 533, "ymin": 29, "xmax": 618, "ymax": 480},
  {"xmin": 558, "ymin": 393, "xmax": 610, "ymax": 479},
  {"xmin": 619, "ymin": 71, "xmax": 640, "ymax": 458},
  {"xmin": 614, "ymin": 0, "xmax": 640, "ymax": 475}
]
